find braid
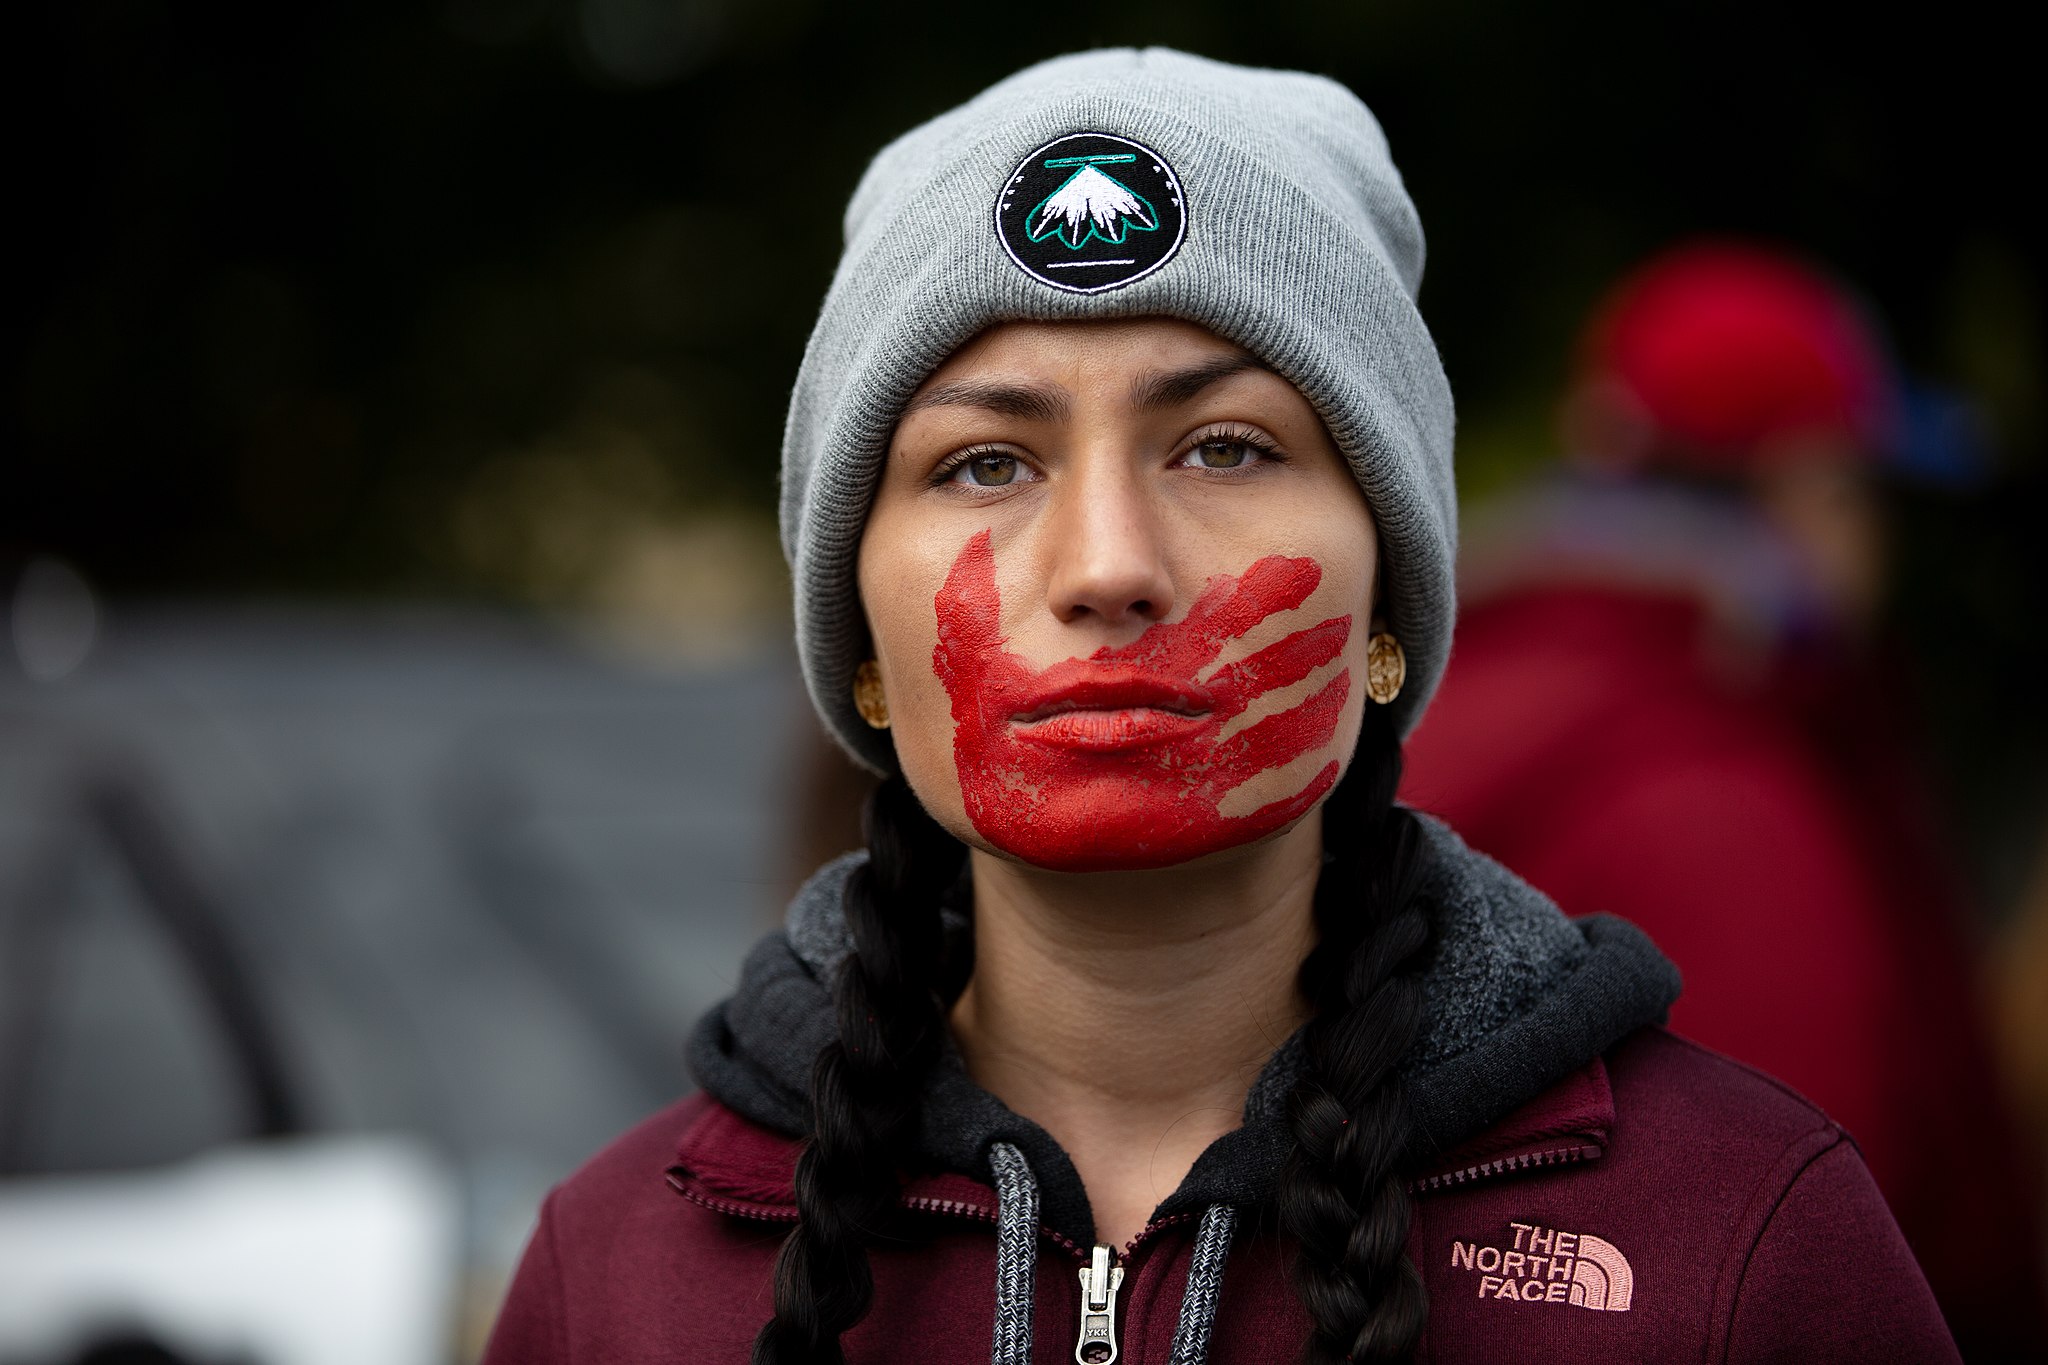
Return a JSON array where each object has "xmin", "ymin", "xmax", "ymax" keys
[
  {"xmin": 1280, "ymin": 702, "xmax": 1436, "ymax": 1365},
  {"xmin": 752, "ymin": 775, "xmax": 965, "ymax": 1365}
]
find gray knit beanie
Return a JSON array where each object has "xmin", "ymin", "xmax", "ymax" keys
[{"xmin": 781, "ymin": 47, "xmax": 1456, "ymax": 775}]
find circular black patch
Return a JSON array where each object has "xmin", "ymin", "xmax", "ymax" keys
[{"xmin": 995, "ymin": 132, "xmax": 1187, "ymax": 295}]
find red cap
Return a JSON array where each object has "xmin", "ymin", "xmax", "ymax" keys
[{"xmin": 1574, "ymin": 241, "xmax": 1898, "ymax": 470}]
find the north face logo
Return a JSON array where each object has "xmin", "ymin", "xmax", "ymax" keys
[{"xmin": 1450, "ymin": 1221, "xmax": 1633, "ymax": 1311}]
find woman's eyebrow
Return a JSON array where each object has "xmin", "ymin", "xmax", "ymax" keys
[
  {"xmin": 1129, "ymin": 353, "xmax": 1272, "ymax": 412},
  {"xmin": 902, "ymin": 379, "xmax": 1071, "ymax": 423}
]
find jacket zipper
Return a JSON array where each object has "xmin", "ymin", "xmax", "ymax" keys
[
  {"xmin": 1063, "ymin": 1213, "xmax": 1197, "ymax": 1364},
  {"xmin": 1074, "ymin": 1242, "xmax": 1124, "ymax": 1363},
  {"xmin": 665, "ymin": 1172, "xmax": 1089, "ymax": 1255},
  {"xmin": 1408, "ymin": 1142, "xmax": 1601, "ymax": 1194},
  {"xmin": 673, "ymin": 1171, "xmax": 1206, "ymax": 1362},
  {"xmin": 676, "ymin": 1141, "xmax": 1598, "ymax": 1226},
  {"xmin": 674, "ymin": 1147, "xmax": 1596, "ymax": 1357},
  {"xmin": 667, "ymin": 1178, "xmax": 797, "ymax": 1221}
]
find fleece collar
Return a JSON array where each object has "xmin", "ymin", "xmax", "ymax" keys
[{"xmin": 685, "ymin": 815, "xmax": 1677, "ymax": 1247}]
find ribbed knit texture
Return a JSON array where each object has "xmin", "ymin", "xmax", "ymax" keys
[{"xmin": 780, "ymin": 47, "xmax": 1457, "ymax": 773}]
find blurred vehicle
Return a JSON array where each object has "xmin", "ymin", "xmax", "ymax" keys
[
  {"xmin": 0, "ymin": 592, "xmax": 801, "ymax": 1363},
  {"xmin": 0, "ymin": 1134, "xmax": 456, "ymax": 1365}
]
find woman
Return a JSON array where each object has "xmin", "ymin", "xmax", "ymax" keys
[{"xmin": 482, "ymin": 49, "xmax": 1957, "ymax": 1363}]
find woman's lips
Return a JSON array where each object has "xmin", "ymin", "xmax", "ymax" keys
[
  {"xmin": 1009, "ymin": 671, "xmax": 1213, "ymax": 752},
  {"xmin": 1013, "ymin": 706, "xmax": 1212, "ymax": 752}
]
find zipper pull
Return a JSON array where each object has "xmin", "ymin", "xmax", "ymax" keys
[{"xmin": 1074, "ymin": 1242, "xmax": 1124, "ymax": 1364}]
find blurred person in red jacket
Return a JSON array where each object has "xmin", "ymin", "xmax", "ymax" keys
[{"xmin": 1401, "ymin": 240, "xmax": 2043, "ymax": 1358}]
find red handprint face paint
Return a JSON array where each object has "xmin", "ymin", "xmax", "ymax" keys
[{"xmin": 934, "ymin": 529, "xmax": 1350, "ymax": 872}]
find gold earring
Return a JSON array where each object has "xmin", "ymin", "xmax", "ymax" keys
[
  {"xmin": 852, "ymin": 659, "xmax": 891, "ymax": 730},
  {"xmin": 1364, "ymin": 632, "xmax": 1406, "ymax": 705}
]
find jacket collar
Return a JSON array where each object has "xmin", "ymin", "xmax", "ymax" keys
[
  {"xmin": 685, "ymin": 816, "xmax": 1673, "ymax": 1246},
  {"xmin": 669, "ymin": 1055, "xmax": 1617, "ymax": 1226}
]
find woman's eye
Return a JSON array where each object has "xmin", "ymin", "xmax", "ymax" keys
[
  {"xmin": 949, "ymin": 452, "xmax": 1026, "ymax": 486},
  {"xmin": 1182, "ymin": 439, "xmax": 1262, "ymax": 469}
]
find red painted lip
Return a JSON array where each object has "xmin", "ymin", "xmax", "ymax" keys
[
  {"xmin": 1014, "ymin": 706, "xmax": 1215, "ymax": 752},
  {"xmin": 1010, "ymin": 669, "xmax": 1211, "ymax": 723},
  {"xmin": 1010, "ymin": 670, "xmax": 1213, "ymax": 752}
]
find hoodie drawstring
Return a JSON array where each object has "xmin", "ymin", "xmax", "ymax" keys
[
  {"xmin": 1167, "ymin": 1202, "xmax": 1238, "ymax": 1365},
  {"xmin": 986, "ymin": 1141, "xmax": 1238, "ymax": 1365},
  {"xmin": 989, "ymin": 1141, "xmax": 1040, "ymax": 1365}
]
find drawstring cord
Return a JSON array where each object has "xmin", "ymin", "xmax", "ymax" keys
[
  {"xmin": 1168, "ymin": 1203, "xmax": 1238, "ymax": 1365},
  {"xmin": 987, "ymin": 1141, "xmax": 1238, "ymax": 1365},
  {"xmin": 988, "ymin": 1142, "xmax": 1039, "ymax": 1365}
]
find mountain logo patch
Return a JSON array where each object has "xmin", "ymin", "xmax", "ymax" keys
[{"xmin": 996, "ymin": 132, "xmax": 1187, "ymax": 294}]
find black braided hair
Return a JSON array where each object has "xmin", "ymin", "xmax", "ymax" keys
[
  {"xmin": 751, "ymin": 775, "xmax": 965, "ymax": 1365},
  {"xmin": 756, "ymin": 710, "xmax": 1430, "ymax": 1363},
  {"xmin": 1279, "ymin": 700, "xmax": 1435, "ymax": 1365}
]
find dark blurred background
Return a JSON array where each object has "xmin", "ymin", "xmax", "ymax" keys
[
  {"xmin": 8, "ymin": 0, "xmax": 2044, "ymax": 891},
  {"xmin": 3, "ymin": 2, "xmax": 2043, "ymax": 1361}
]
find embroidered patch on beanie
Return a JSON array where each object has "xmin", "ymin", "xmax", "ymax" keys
[{"xmin": 995, "ymin": 132, "xmax": 1187, "ymax": 294}]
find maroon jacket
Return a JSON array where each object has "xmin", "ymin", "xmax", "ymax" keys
[
  {"xmin": 485, "ymin": 1030, "xmax": 1955, "ymax": 1363},
  {"xmin": 484, "ymin": 824, "xmax": 1959, "ymax": 1363},
  {"xmin": 1400, "ymin": 582, "xmax": 2043, "ymax": 1355}
]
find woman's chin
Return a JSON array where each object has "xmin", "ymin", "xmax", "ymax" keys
[{"xmin": 967, "ymin": 789, "xmax": 1323, "ymax": 876}]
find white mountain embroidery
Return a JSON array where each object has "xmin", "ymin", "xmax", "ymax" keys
[{"xmin": 1026, "ymin": 165, "xmax": 1158, "ymax": 250}]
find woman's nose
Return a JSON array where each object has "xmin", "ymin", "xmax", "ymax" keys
[{"xmin": 1041, "ymin": 460, "xmax": 1175, "ymax": 629}]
